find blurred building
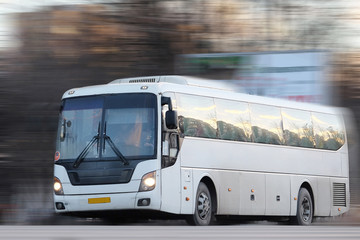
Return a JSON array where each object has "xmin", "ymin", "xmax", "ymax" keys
[{"xmin": 177, "ymin": 50, "xmax": 332, "ymax": 104}]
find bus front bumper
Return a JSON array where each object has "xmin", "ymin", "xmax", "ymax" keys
[{"xmin": 54, "ymin": 190, "xmax": 161, "ymax": 213}]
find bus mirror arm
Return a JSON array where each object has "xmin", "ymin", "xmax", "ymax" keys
[{"xmin": 161, "ymin": 96, "xmax": 173, "ymax": 111}]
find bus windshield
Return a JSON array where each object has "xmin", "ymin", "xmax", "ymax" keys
[{"xmin": 56, "ymin": 93, "xmax": 157, "ymax": 163}]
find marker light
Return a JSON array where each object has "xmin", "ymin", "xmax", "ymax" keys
[
  {"xmin": 54, "ymin": 177, "xmax": 64, "ymax": 195},
  {"xmin": 139, "ymin": 171, "xmax": 156, "ymax": 192}
]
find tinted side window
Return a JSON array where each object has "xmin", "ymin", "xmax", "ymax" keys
[
  {"xmin": 250, "ymin": 104, "xmax": 284, "ymax": 145},
  {"xmin": 215, "ymin": 99, "xmax": 252, "ymax": 142},
  {"xmin": 312, "ymin": 112, "xmax": 345, "ymax": 150},
  {"xmin": 176, "ymin": 94, "xmax": 217, "ymax": 139},
  {"xmin": 282, "ymin": 108, "xmax": 314, "ymax": 148}
]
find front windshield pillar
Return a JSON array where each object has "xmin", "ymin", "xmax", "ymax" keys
[{"xmin": 161, "ymin": 93, "xmax": 180, "ymax": 168}]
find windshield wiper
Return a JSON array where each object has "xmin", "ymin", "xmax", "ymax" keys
[
  {"xmin": 103, "ymin": 122, "xmax": 129, "ymax": 165},
  {"xmin": 73, "ymin": 123, "xmax": 100, "ymax": 168},
  {"xmin": 73, "ymin": 135, "xmax": 99, "ymax": 168},
  {"xmin": 104, "ymin": 135, "xmax": 129, "ymax": 165}
]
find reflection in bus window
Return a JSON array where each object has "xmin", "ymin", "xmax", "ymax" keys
[
  {"xmin": 215, "ymin": 99, "xmax": 252, "ymax": 142},
  {"xmin": 282, "ymin": 108, "xmax": 314, "ymax": 148},
  {"xmin": 250, "ymin": 104, "xmax": 283, "ymax": 145},
  {"xmin": 312, "ymin": 112, "xmax": 345, "ymax": 150},
  {"xmin": 176, "ymin": 94, "xmax": 217, "ymax": 139}
]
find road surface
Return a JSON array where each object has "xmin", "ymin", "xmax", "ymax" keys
[{"xmin": 1, "ymin": 225, "xmax": 360, "ymax": 240}]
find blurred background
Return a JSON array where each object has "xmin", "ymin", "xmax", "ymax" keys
[{"xmin": 0, "ymin": 0, "xmax": 360, "ymax": 224}]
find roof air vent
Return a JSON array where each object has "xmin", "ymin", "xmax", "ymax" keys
[{"xmin": 129, "ymin": 78, "xmax": 156, "ymax": 83}]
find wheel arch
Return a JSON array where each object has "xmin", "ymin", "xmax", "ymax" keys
[
  {"xmin": 299, "ymin": 181, "xmax": 315, "ymax": 213},
  {"xmin": 200, "ymin": 176, "xmax": 218, "ymax": 214}
]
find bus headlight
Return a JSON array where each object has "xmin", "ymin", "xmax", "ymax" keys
[
  {"xmin": 139, "ymin": 171, "xmax": 156, "ymax": 192},
  {"xmin": 54, "ymin": 177, "xmax": 64, "ymax": 195}
]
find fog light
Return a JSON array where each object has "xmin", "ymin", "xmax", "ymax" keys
[
  {"xmin": 137, "ymin": 198, "xmax": 151, "ymax": 206},
  {"xmin": 56, "ymin": 202, "xmax": 65, "ymax": 210}
]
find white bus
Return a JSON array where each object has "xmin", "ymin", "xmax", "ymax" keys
[{"xmin": 54, "ymin": 75, "xmax": 349, "ymax": 225}]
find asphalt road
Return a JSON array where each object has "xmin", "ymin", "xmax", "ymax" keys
[{"xmin": 1, "ymin": 225, "xmax": 360, "ymax": 240}]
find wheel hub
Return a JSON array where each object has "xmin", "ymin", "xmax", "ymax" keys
[
  {"xmin": 197, "ymin": 192, "xmax": 211, "ymax": 220},
  {"xmin": 301, "ymin": 197, "xmax": 311, "ymax": 222}
]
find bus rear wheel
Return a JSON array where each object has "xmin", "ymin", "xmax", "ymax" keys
[
  {"xmin": 294, "ymin": 188, "xmax": 313, "ymax": 225},
  {"xmin": 187, "ymin": 182, "xmax": 213, "ymax": 226}
]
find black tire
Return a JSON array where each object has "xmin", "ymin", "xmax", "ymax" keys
[
  {"xmin": 187, "ymin": 182, "xmax": 213, "ymax": 226},
  {"xmin": 294, "ymin": 188, "xmax": 313, "ymax": 225}
]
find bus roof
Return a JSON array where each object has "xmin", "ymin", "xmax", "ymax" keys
[
  {"xmin": 62, "ymin": 75, "xmax": 342, "ymax": 115},
  {"xmin": 109, "ymin": 75, "xmax": 240, "ymax": 92}
]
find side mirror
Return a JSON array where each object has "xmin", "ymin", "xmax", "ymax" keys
[{"xmin": 166, "ymin": 110, "xmax": 178, "ymax": 129}]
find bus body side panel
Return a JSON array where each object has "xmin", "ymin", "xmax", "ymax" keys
[
  {"xmin": 315, "ymin": 177, "xmax": 331, "ymax": 216},
  {"xmin": 239, "ymin": 172, "xmax": 266, "ymax": 215},
  {"xmin": 290, "ymin": 176, "xmax": 332, "ymax": 217},
  {"xmin": 341, "ymin": 152, "xmax": 350, "ymax": 178},
  {"xmin": 216, "ymin": 170, "xmax": 240, "ymax": 215},
  {"xmin": 181, "ymin": 137, "xmax": 346, "ymax": 217},
  {"xmin": 265, "ymin": 174, "xmax": 290, "ymax": 216},
  {"xmin": 160, "ymin": 158, "xmax": 182, "ymax": 214},
  {"xmin": 180, "ymin": 138, "xmax": 343, "ymax": 179},
  {"xmin": 180, "ymin": 167, "xmax": 194, "ymax": 214}
]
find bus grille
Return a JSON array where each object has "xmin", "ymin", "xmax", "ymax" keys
[
  {"xmin": 129, "ymin": 78, "xmax": 156, "ymax": 83},
  {"xmin": 333, "ymin": 182, "xmax": 346, "ymax": 207}
]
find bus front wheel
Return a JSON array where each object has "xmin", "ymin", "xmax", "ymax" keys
[
  {"xmin": 187, "ymin": 182, "xmax": 213, "ymax": 226},
  {"xmin": 294, "ymin": 188, "xmax": 313, "ymax": 225}
]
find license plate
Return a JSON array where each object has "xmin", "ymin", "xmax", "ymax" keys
[{"xmin": 88, "ymin": 197, "xmax": 111, "ymax": 204}]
